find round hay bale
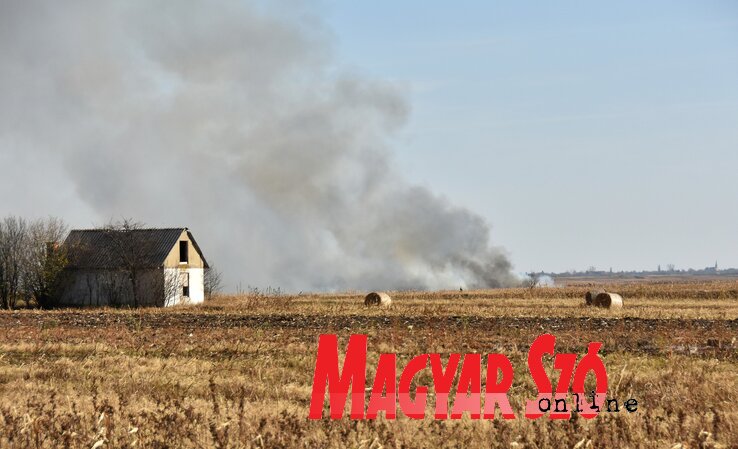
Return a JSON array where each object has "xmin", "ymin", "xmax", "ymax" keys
[
  {"xmin": 594, "ymin": 292, "xmax": 623, "ymax": 309},
  {"xmin": 364, "ymin": 292, "xmax": 392, "ymax": 307},
  {"xmin": 585, "ymin": 289, "xmax": 606, "ymax": 306}
]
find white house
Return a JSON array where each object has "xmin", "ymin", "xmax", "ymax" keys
[{"xmin": 60, "ymin": 228, "xmax": 208, "ymax": 307}]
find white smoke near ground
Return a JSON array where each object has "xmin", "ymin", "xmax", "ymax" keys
[{"xmin": 0, "ymin": 1, "xmax": 518, "ymax": 291}]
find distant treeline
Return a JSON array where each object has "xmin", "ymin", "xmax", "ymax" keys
[{"xmin": 547, "ymin": 267, "xmax": 738, "ymax": 278}]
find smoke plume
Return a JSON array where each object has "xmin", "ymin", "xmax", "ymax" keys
[{"xmin": 0, "ymin": 1, "xmax": 517, "ymax": 291}]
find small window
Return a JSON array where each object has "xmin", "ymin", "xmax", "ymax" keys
[
  {"xmin": 181, "ymin": 272, "xmax": 190, "ymax": 297},
  {"xmin": 179, "ymin": 241, "xmax": 188, "ymax": 263}
]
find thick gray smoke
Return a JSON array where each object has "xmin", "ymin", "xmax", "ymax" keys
[{"xmin": 0, "ymin": 1, "xmax": 517, "ymax": 291}]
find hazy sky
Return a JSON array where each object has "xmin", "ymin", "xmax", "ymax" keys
[
  {"xmin": 325, "ymin": 1, "xmax": 738, "ymax": 273},
  {"xmin": 0, "ymin": 1, "xmax": 736, "ymax": 289}
]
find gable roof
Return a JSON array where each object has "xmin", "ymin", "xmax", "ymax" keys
[{"xmin": 64, "ymin": 228, "xmax": 208, "ymax": 269}]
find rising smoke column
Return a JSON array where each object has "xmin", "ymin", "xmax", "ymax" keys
[{"xmin": 0, "ymin": 1, "xmax": 518, "ymax": 290}]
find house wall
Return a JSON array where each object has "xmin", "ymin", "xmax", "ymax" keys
[
  {"xmin": 161, "ymin": 230, "xmax": 206, "ymax": 306},
  {"xmin": 188, "ymin": 268, "xmax": 205, "ymax": 303},
  {"xmin": 58, "ymin": 269, "xmax": 166, "ymax": 307},
  {"xmin": 164, "ymin": 267, "xmax": 205, "ymax": 306},
  {"xmin": 163, "ymin": 230, "xmax": 206, "ymax": 268}
]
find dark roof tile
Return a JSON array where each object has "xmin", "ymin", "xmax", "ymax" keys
[{"xmin": 64, "ymin": 228, "xmax": 186, "ymax": 269}]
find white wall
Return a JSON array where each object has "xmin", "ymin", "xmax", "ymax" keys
[
  {"xmin": 188, "ymin": 267, "xmax": 205, "ymax": 304},
  {"xmin": 164, "ymin": 267, "xmax": 205, "ymax": 306}
]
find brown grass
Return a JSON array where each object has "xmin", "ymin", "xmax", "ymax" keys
[{"xmin": 0, "ymin": 280, "xmax": 736, "ymax": 448}]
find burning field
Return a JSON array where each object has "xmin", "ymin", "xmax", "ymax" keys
[
  {"xmin": 1, "ymin": 1, "xmax": 734, "ymax": 448},
  {"xmin": 0, "ymin": 280, "xmax": 736, "ymax": 448}
]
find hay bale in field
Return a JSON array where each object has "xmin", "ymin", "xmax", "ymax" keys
[
  {"xmin": 364, "ymin": 292, "xmax": 392, "ymax": 307},
  {"xmin": 594, "ymin": 292, "xmax": 623, "ymax": 309},
  {"xmin": 585, "ymin": 289, "xmax": 606, "ymax": 306}
]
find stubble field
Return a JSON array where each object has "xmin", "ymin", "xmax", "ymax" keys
[{"xmin": 0, "ymin": 281, "xmax": 737, "ymax": 448}]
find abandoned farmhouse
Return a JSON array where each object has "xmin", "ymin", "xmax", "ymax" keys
[{"xmin": 60, "ymin": 228, "xmax": 208, "ymax": 307}]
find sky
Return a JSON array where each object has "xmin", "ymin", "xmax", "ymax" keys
[
  {"xmin": 0, "ymin": 1, "xmax": 736, "ymax": 290},
  {"xmin": 324, "ymin": 1, "xmax": 738, "ymax": 273}
]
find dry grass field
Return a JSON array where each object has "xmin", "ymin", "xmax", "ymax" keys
[{"xmin": 0, "ymin": 281, "xmax": 737, "ymax": 448}]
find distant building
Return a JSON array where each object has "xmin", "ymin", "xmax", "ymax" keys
[{"xmin": 59, "ymin": 228, "xmax": 208, "ymax": 307}]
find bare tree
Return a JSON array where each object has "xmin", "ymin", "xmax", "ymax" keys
[
  {"xmin": 160, "ymin": 266, "xmax": 185, "ymax": 307},
  {"xmin": 100, "ymin": 219, "xmax": 153, "ymax": 308},
  {"xmin": 523, "ymin": 272, "xmax": 541, "ymax": 291},
  {"xmin": 0, "ymin": 216, "xmax": 69, "ymax": 309},
  {"xmin": 204, "ymin": 265, "xmax": 223, "ymax": 300},
  {"xmin": 97, "ymin": 218, "xmax": 186, "ymax": 307},
  {"xmin": 0, "ymin": 217, "xmax": 29, "ymax": 309},
  {"xmin": 24, "ymin": 217, "xmax": 69, "ymax": 309}
]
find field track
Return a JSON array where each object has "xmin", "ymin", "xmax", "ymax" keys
[{"xmin": 1, "ymin": 312, "xmax": 737, "ymax": 358}]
